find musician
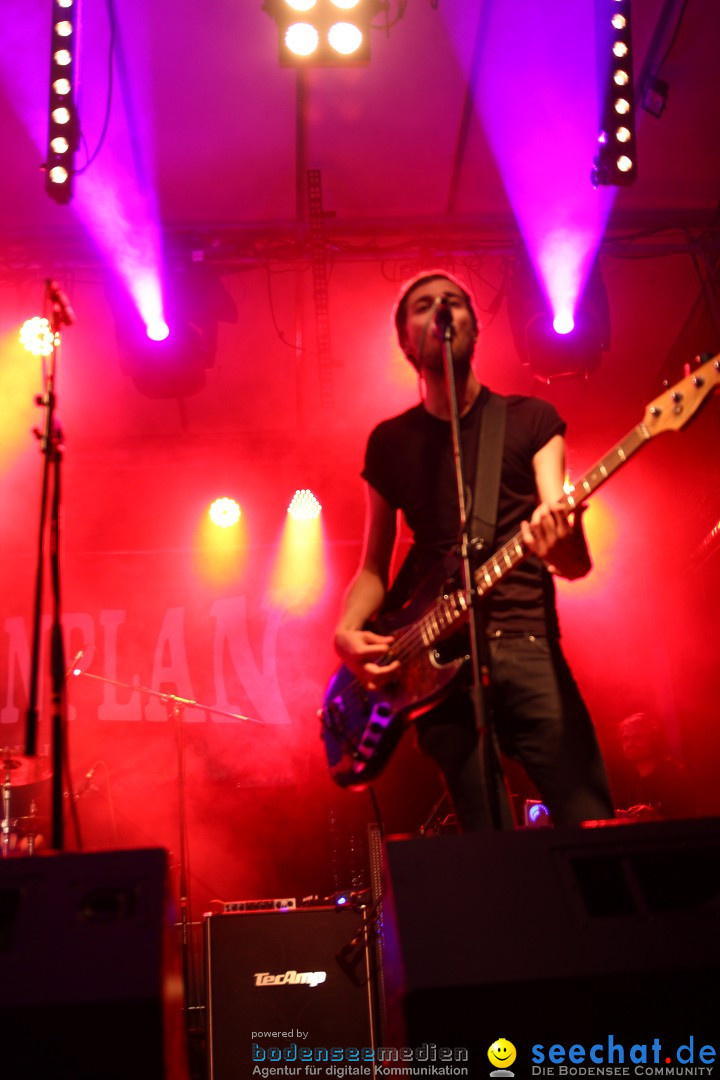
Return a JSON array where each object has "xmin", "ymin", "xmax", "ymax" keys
[
  {"xmin": 617, "ymin": 711, "xmax": 699, "ymax": 820},
  {"xmin": 334, "ymin": 270, "xmax": 614, "ymax": 830}
]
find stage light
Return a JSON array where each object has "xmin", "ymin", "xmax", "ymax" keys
[
  {"xmin": 592, "ymin": 0, "xmax": 637, "ymax": 187},
  {"xmin": 552, "ymin": 312, "xmax": 575, "ymax": 336},
  {"xmin": 46, "ymin": 0, "xmax": 79, "ymax": 204},
  {"xmin": 209, "ymin": 498, "xmax": 242, "ymax": 529},
  {"xmin": 48, "ymin": 166, "xmax": 69, "ymax": 185},
  {"xmin": 328, "ymin": 22, "xmax": 363, "ymax": 55},
  {"xmin": 508, "ymin": 249, "xmax": 610, "ymax": 383},
  {"xmin": 524, "ymin": 309, "xmax": 607, "ymax": 382},
  {"xmin": 19, "ymin": 317, "xmax": 55, "ymax": 357},
  {"xmin": 264, "ymin": 0, "xmax": 375, "ymax": 65},
  {"xmin": 112, "ymin": 262, "xmax": 237, "ymax": 399},
  {"xmin": 146, "ymin": 319, "xmax": 170, "ymax": 342},
  {"xmin": 285, "ymin": 23, "xmax": 320, "ymax": 56},
  {"xmin": 288, "ymin": 489, "xmax": 322, "ymax": 521}
]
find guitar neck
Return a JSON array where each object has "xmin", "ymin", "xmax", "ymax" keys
[
  {"xmin": 387, "ymin": 346, "xmax": 718, "ymax": 655},
  {"xmin": 475, "ymin": 422, "xmax": 651, "ymax": 597},
  {"xmin": 393, "ymin": 420, "xmax": 653, "ymax": 659}
]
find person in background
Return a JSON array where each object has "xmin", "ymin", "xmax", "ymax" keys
[{"xmin": 617, "ymin": 711, "xmax": 699, "ymax": 820}]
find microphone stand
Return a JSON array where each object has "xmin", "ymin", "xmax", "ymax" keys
[
  {"xmin": 165, "ymin": 692, "xmax": 195, "ymax": 1029},
  {"xmin": 436, "ymin": 301, "xmax": 509, "ymax": 831},
  {"xmin": 70, "ymin": 660, "xmax": 263, "ymax": 1031},
  {"xmin": 24, "ymin": 281, "xmax": 75, "ymax": 851}
]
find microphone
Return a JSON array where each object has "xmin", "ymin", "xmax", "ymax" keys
[
  {"xmin": 46, "ymin": 279, "xmax": 76, "ymax": 326},
  {"xmin": 66, "ymin": 649, "xmax": 84, "ymax": 678},
  {"xmin": 434, "ymin": 296, "xmax": 454, "ymax": 337},
  {"xmin": 418, "ymin": 295, "xmax": 451, "ymax": 364},
  {"xmin": 73, "ymin": 763, "xmax": 99, "ymax": 800},
  {"xmin": 63, "ymin": 760, "xmax": 98, "ymax": 803}
]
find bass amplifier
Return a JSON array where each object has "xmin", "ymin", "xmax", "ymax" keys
[{"xmin": 204, "ymin": 907, "xmax": 376, "ymax": 1079}]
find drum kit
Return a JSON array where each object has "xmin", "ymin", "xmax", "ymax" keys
[{"xmin": 1, "ymin": 748, "xmax": 51, "ymax": 856}]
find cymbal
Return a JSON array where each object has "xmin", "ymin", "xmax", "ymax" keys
[
  {"xmin": 0, "ymin": 751, "xmax": 52, "ymax": 786},
  {"xmin": 10, "ymin": 815, "xmax": 50, "ymax": 835}
]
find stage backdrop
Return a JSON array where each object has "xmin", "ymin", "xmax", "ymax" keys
[{"xmin": 1, "ymin": 259, "xmax": 718, "ymax": 916}]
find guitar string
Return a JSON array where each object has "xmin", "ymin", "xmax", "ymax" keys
[
  {"xmin": 331, "ymin": 534, "xmax": 529, "ymax": 717},
  {"xmin": 359, "ymin": 425, "xmax": 642, "ymax": 685},
  {"xmin": 324, "ymin": 395, "xmax": 715, "ymax": 738}
]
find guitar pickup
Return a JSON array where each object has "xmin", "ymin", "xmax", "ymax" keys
[{"xmin": 321, "ymin": 698, "xmax": 346, "ymax": 735}]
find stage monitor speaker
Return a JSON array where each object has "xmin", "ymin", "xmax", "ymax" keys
[
  {"xmin": 204, "ymin": 907, "xmax": 376, "ymax": 1079},
  {"xmin": 382, "ymin": 819, "xmax": 720, "ymax": 1064},
  {"xmin": 0, "ymin": 847, "xmax": 187, "ymax": 1080}
]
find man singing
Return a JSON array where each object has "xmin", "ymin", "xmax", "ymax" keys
[{"xmin": 333, "ymin": 270, "xmax": 614, "ymax": 830}]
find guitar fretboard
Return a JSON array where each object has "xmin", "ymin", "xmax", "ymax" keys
[{"xmin": 384, "ymin": 423, "xmax": 651, "ymax": 660}]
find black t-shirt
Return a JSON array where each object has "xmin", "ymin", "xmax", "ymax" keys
[
  {"xmin": 362, "ymin": 387, "xmax": 566, "ymax": 634},
  {"xmin": 625, "ymin": 759, "xmax": 699, "ymax": 819}
]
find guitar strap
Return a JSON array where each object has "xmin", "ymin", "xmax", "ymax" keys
[
  {"xmin": 469, "ymin": 390, "xmax": 507, "ymax": 552},
  {"xmin": 468, "ymin": 390, "xmax": 514, "ymax": 830}
]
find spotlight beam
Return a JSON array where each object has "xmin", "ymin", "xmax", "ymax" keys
[{"xmin": 465, "ymin": 3, "xmax": 616, "ymax": 352}]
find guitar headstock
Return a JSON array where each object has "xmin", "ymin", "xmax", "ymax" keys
[{"xmin": 643, "ymin": 354, "xmax": 720, "ymax": 437}]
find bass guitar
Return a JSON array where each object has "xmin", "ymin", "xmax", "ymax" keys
[{"xmin": 320, "ymin": 355, "xmax": 720, "ymax": 789}]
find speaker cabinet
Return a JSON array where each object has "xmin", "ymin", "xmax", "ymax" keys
[
  {"xmin": 205, "ymin": 907, "xmax": 376, "ymax": 1079},
  {"xmin": 0, "ymin": 847, "xmax": 187, "ymax": 1080},
  {"xmin": 382, "ymin": 819, "xmax": 720, "ymax": 1063}
]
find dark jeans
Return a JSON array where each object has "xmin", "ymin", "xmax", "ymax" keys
[{"xmin": 417, "ymin": 632, "xmax": 614, "ymax": 831}]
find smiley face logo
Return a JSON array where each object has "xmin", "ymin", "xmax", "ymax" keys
[{"xmin": 488, "ymin": 1038, "xmax": 517, "ymax": 1075}]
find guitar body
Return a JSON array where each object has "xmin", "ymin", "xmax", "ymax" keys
[
  {"xmin": 320, "ymin": 562, "xmax": 469, "ymax": 789},
  {"xmin": 321, "ymin": 645, "xmax": 466, "ymax": 790}
]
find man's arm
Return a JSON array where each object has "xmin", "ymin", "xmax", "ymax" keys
[
  {"xmin": 334, "ymin": 483, "xmax": 401, "ymax": 689},
  {"xmin": 522, "ymin": 433, "xmax": 592, "ymax": 580}
]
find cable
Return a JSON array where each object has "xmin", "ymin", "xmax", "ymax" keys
[{"xmin": 655, "ymin": 0, "xmax": 690, "ymax": 74}]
